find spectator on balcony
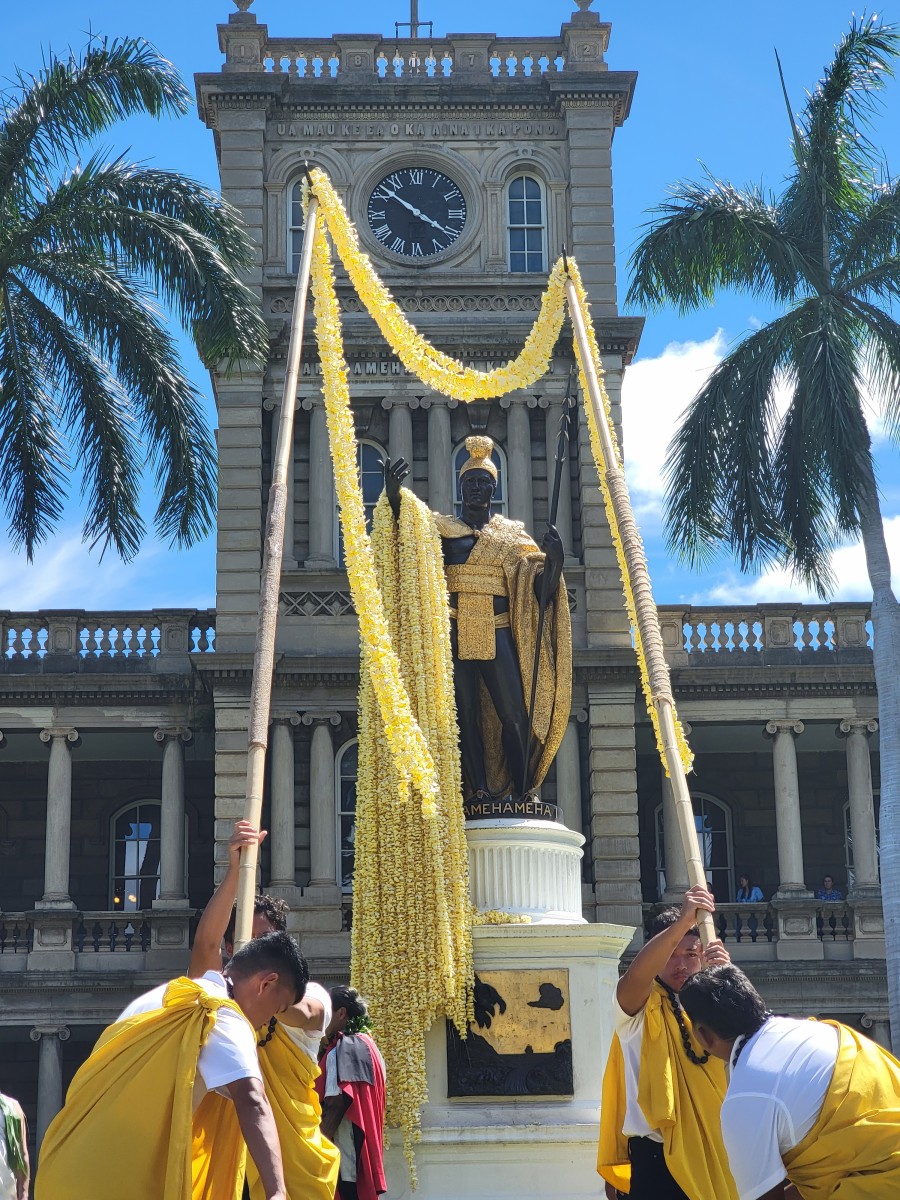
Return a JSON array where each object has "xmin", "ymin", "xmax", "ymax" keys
[
  {"xmin": 189, "ymin": 820, "xmax": 339, "ymax": 1200},
  {"xmin": 680, "ymin": 964, "xmax": 900, "ymax": 1200},
  {"xmin": 735, "ymin": 875, "xmax": 765, "ymax": 904},
  {"xmin": 36, "ymin": 930, "xmax": 307, "ymax": 1200},
  {"xmin": 597, "ymin": 886, "xmax": 737, "ymax": 1200},
  {"xmin": 814, "ymin": 875, "xmax": 845, "ymax": 902},
  {"xmin": 0, "ymin": 1090, "xmax": 29, "ymax": 1200}
]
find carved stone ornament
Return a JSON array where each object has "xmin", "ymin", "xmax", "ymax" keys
[
  {"xmin": 232, "ymin": 0, "xmax": 255, "ymax": 11},
  {"xmin": 575, "ymin": 0, "xmax": 595, "ymax": 9}
]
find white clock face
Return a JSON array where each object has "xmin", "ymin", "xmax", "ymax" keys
[{"xmin": 367, "ymin": 167, "xmax": 467, "ymax": 259}]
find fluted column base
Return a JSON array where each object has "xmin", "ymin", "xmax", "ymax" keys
[{"xmin": 466, "ymin": 819, "xmax": 585, "ymax": 924}]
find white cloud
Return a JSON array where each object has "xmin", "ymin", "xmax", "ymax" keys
[{"xmin": 0, "ymin": 530, "xmax": 214, "ymax": 611}]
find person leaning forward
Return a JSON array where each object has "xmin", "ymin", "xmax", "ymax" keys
[
  {"xmin": 597, "ymin": 885, "xmax": 738, "ymax": 1200},
  {"xmin": 35, "ymin": 931, "xmax": 307, "ymax": 1200},
  {"xmin": 681, "ymin": 964, "xmax": 900, "ymax": 1200}
]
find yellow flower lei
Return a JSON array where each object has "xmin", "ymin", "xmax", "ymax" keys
[{"xmin": 471, "ymin": 909, "xmax": 533, "ymax": 926}]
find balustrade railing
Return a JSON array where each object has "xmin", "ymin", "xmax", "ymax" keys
[
  {"xmin": 658, "ymin": 603, "xmax": 872, "ymax": 665},
  {"xmin": 0, "ymin": 916, "xmax": 33, "ymax": 955},
  {"xmin": 2, "ymin": 609, "xmax": 216, "ymax": 666},
  {"xmin": 74, "ymin": 913, "xmax": 152, "ymax": 954}
]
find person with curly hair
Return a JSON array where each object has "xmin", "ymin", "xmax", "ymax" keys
[{"xmin": 317, "ymin": 988, "xmax": 386, "ymax": 1200}]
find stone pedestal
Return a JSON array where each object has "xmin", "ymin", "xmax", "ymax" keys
[
  {"xmin": 384, "ymin": 922, "xmax": 632, "ymax": 1200},
  {"xmin": 466, "ymin": 819, "xmax": 585, "ymax": 924}
]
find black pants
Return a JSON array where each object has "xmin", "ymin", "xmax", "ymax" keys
[
  {"xmin": 338, "ymin": 1181, "xmax": 359, "ymax": 1200},
  {"xmin": 627, "ymin": 1136, "xmax": 690, "ymax": 1200}
]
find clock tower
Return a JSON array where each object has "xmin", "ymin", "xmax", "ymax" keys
[{"xmin": 196, "ymin": 0, "xmax": 642, "ymax": 971}]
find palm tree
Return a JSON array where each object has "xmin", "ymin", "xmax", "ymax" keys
[
  {"xmin": 0, "ymin": 37, "xmax": 267, "ymax": 561},
  {"xmin": 627, "ymin": 17, "xmax": 900, "ymax": 1050}
]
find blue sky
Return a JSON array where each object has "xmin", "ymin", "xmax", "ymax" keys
[{"xmin": 2, "ymin": 0, "xmax": 899, "ymax": 609}]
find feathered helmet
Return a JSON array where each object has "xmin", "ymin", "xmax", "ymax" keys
[{"xmin": 459, "ymin": 435, "xmax": 498, "ymax": 481}]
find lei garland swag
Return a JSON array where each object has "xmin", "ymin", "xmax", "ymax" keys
[{"xmin": 303, "ymin": 168, "xmax": 693, "ymax": 1172}]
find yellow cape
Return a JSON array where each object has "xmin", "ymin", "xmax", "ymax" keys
[
  {"xmin": 783, "ymin": 1021, "xmax": 900, "ymax": 1199},
  {"xmin": 246, "ymin": 1024, "xmax": 340, "ymax": 1200},
  {"xmin": 597, "ymin": 983, "xmax": 737, "ymax": 1199},
  {"xmin": 36, "ymin": 977, "xmax": 248, "ymax": 1200}
]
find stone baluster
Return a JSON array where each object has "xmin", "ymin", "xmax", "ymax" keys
[
  {"xmin": 385, "ymin": 398, "xmax": 414, "ymax": 470},
  {"xmin": 153, "ymin": 728, "xmax": 192, "ymax": 907},
  {"xmin": 554, "ymin": 715, "xmax": 583, "ymax": 834},
  {"xmin": 765, "ymin": 720, "xmax": 810, "ymax": 895},
  {"xmin": 544, "ymin": 396, "xmax": 575, "ymax": 559},
  {"xmin": 303, "ymin": 713, "xmax": 342, "ymax": 889},
  {"xmin": 267, "ymin": 397, "xmax": 297, "ymax": 569},
  {"xmin": 840, "ymin": 718, "xmax": 880, "ymax": 893},
  {"xmin": 303, "ymin": 399, "xmax": 337, "ymax": 568},
  {"xmin": 269, "ymin": 715, "xmax": 301, "ymax": 887},
  {"xmin": 38, "ymin": 729, "xmax": 78, "ymax": 908},
  {"xmin": 505, "ymin": 399, "xmax": 534, "ymax": 527},
  {"xmin": 426, "ymin": 400, "xmax": 454, "ymax": 515},
  {"xmin": 31, "ymin": 1025, "xmax": 70, "ymax": 1150}
]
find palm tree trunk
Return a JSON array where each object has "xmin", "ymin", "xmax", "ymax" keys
[{"xmin": 858, "ymin": 462, "xmax": 900, "ymax": 1054}]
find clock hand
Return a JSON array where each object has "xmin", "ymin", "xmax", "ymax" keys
[{"xmin": 380, "ymin": 186, "xmax": 451, "ymax": 233}]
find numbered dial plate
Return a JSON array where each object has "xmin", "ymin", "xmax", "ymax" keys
[{"xmin": 367, "ymin": 167, "xmax": 467, "ymax": 259}]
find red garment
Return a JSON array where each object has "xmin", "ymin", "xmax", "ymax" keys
[{"xmin": 317, "ymin": 1032, "xmax": 387, "ymax": 1200}]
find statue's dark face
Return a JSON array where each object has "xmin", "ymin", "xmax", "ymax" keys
[{"xmin": 460, "ymin": 468, "xmax": 496, "ymax": 512}]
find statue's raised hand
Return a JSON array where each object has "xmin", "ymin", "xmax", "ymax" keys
[{"xmin": 382, "ymin": 457, "xmax": 409, "ymax": 519}]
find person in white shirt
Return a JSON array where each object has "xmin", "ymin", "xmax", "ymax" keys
[{"xmin": 679, "ymin": 964, "xmax": 900, "ymax": 1200}]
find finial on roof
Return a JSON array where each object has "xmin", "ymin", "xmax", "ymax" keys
[
  {"xmin": 232, "ymin": 0, "xmax": 255, "ymax": 11},
  {"xmin": 574, "ymin": 0, "xmax": 595, "ymax": 10}
]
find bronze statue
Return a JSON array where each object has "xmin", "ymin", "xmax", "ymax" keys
[{"xmin": 384, "ymin": 435, "xmax": 571, "ymax": 806}]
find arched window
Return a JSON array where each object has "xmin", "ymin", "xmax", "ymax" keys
[
  {"xmin": 289, "ymin": 181, "xmax": 305, "ymax": 273},
  {"xmin": 843, "ymin": 794, "xmax": 880, "ymax": 889},
  {"xmin": 334, "ymin": 440, "xmax": 386, "ymax": 565},
  {"xmin": 110, "ymin": 802, "xmax": 162, "ymax": 911},
  {"xmin": 335, "ymin": 740, "xmax": 358, "ymax": 891},
  {"xmin": 654, "ymin": 792, "xmax": 734, "ymax": 902},
  {"xmin": 507, "ymin": 175, "xmax": 546, "ymax": 274},
  {"xmin": 452, "ymin": 441, "xmax": 508, "ymax": 518}
]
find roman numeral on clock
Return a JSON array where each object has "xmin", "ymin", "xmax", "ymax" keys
[{"xmin": 390, "ymin": 236, "xmax": 406, "ymax": 253}]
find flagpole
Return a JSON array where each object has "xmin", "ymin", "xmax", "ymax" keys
[
  {"xmin": 233, "ymin": 190, "xmax": 320, "ymax": 950},
  {"xmin": 564, "ymin": 273, "xmax": 715, "ymax": 946}
]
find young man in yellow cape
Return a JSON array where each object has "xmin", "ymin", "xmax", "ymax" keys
[
  {"xmin": 681, "ymin": 963, "xmax": 900, "ymax": 1200},
  {"xmin": 36, "ymin": 930, "xmax": 309, "ymax": 1200},
  {"xmin": 597, "ymin": 886, "xmax": 738, "ymax": 1200},
  {"xmin": 189, "ymin": 820, "xmax": 340, "ymax": 1200}
]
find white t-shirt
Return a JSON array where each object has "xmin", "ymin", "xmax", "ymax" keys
[
  {"xmin": 720, "ymin": 1017, "xmax": 839, "ymax": 1200},
  {"xmin": 280, "ymin": 981, "xmax": 332, "ymax": 1063},
  {"xmin": 612, "ymin": 994, "xmax": 663, "ymax": 1142},
  {"xmin": 117, "ymin": 971, "xmax": 261, "ymax": 1110}
]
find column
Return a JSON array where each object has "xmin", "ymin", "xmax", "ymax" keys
[
  {"xmin": 544, "ymin": 397, "xmax": 575, "ymax": 559},
  {"xmin": 661, "ymin": 765, "xmax": 690, "ymax": 900},
  {"xmin": 269, "ymin": 716, "xmax": 300, "ymax": 887},
  {"xmin": 765, "ymin": 720, "xmax": 809, "ymax": 895},
  {"xmin": 304, "ymin": 713, "xmax": 342, "ymax": 887},
  {"xmin": 304, "ymin": 400, "xmax": 336, "ymax": 568},
  {"xmin": 38, "ymin": 728, "xmax": 78, "ymax": 907},
  {"xmin": 554, "ymin": 716, "xmax": 583, "ymax": 835},
  {"xmin": 153, "ymin": 728, "xmax": 191, "ymax": 906},
  {"xmin": 269, "ymin": 399, "xmax": 297, "ymax": 569},
  {"xmin": 506, "ymin": 400, "xmax": 534, "ymax": 527},
  {"xmin": 840, "ymin": 718, "xmax": 880, "ymax": 892},
  {"xmin": 30, "ymin": 1025, "xmax": 70, "ymax": 1150},
  {"xmin": 386, "ymin": 399, "xmax": 414, "ymax": 469},
  {"xmin": 427, "ymin": 401, "xmax": 453, "ymax": 515}
]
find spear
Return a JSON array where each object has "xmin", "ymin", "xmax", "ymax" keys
[
  {"xmin": 233, "ymin": 178, "xmax": 320, "ymax": 950},
  {"xmin": 563, "ymin": 269, "xmax": 715, "ymax": 945},
  {"xmin": 522, "ymin": 378, "xmax": 576, "ymax": 799}
]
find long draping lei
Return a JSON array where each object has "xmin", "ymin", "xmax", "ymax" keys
[{"xmin": 302, "ymin": 168, "xmax": 694, "ymax": 1178}]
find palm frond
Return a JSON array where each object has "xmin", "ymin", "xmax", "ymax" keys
[
  {"xmin": 836, "ymin": 181, "xmax": 900, "ymax": 283},
  {"xmin": 0, "ymin": 289, "xmax": 66, "ymax": 557},
  {"xmin": 847, "ymin": 298, "xmax": 900, "ymax": 444},
  {"xmin": 627, "ymin": 177, "xmax": 804, "ymax": 312},
  {"xmin": 664, "ymin": 311, "xmax": 803, "ymax": 571},
  {"xmin": 0, "ymin": 38, "xmax": 189, "ymax": 191}
]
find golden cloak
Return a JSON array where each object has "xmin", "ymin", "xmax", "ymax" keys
[
  {"xmin": 36, "ymin": 977, "xmax": 247, "ymax": 1200},
  {"xmin": 247, "ymin": 1024, "xmax": 340, "ymax": 1200},
  {"xmin": 435, "ymin": 511, "xmax": 572, "ymax": 795},
  {"xmin": 597, "ymin": 983, "xmax": 737, "ymax": 1200},
  {"xmin": 783, "ymin": 1022, "xmax": 900, "ymax": 1199}
]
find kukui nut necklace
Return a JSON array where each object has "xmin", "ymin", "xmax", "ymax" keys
[
  {"xmin": 656, "ymin": 977, "xmax": 709, "ymax": 1065},
  {"xmin": 224, "ymin": 977, "xmax": 277, "ymax": 1047}
]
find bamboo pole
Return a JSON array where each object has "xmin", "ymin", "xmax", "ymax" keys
[
  {"xmin": 233, "ymin": 194, "xmax": 320, "ymax": 950},
  {"xmin": 564, "ymin": 275, "xmax": 715, "ymax": 946}
]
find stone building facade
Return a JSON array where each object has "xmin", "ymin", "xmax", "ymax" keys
[{"xmin": 0, "ymin": 0, "xmax": 888, "ymax": 1167}]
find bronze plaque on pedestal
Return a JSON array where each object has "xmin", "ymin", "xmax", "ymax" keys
[{"xmin": 447, "ymin": 968, "xmax": 573, "ymax": 1097}]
